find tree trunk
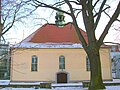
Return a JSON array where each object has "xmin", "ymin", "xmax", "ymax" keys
[{"xmin": 87, "ymin": 44, "xmax": 106, "ymax": 90}]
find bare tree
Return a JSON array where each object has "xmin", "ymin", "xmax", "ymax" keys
[
  {"xmin": 0, "ymin": 0, "xmax": 37, "ymax": 43},
  {"xmin": 0, "ymin": 0, "xmax": 38, "ymax": 80},
  {"xmin": 30, "ymin": 0, "xmax": 120, "ymax": 90}
]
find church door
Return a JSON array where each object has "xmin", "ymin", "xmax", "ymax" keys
[{"xmin": 57, "ymin": 73, "xmax": 67, "ymax": 83}]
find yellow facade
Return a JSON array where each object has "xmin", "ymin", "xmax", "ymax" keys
[{"xmin": 11, "ymin": 48, "xmax": 112, "ymax": 82}]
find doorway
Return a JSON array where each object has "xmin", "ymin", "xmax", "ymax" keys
[{"xmin": 57, "ymin": 72, "xmax": 68, "ymax": 83}]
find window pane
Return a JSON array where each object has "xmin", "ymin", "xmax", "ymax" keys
[
  {"xmin": 59, "ymin": 56, "xmax": 65, "ymax": 69},
  {"xmin": 60, "ymin": 59, "xmax": 65, "ymax": 63},
  {"xmin": 31, "ymin": 64, "xmax": 37, "ymax": 71},
  {"xmin": 59, "ymin": 63, "xmax": 65, "ymax": 69},
  {"xmin": 31, "ymin": 55, "xmax": 38, "ymax": 71},
  {"xmin": 32, "ymin": 59, "xmax": 37, "ymax": 63},
  {"xmin": 32, "ymin": 56, "xmax": 38, "ymax": 63}
]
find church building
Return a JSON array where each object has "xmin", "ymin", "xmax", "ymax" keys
[{"xmin": 10, "ymin": 10, "xmax": 112, "ymax": 83}]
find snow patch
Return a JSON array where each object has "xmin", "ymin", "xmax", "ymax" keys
[
  {"xmin": 12, "ymin": 42, "xmax": 83, "ymax": 48},
  {"xmin": 52, "ymin": 83, "xmax": 82, "ymax": 87},
  {"xmin": 104, "ymin": 79, "xmax": 120, "ymax": 83},
  {"xmin": 1, "ymin": 86, "xmax": 120, "ymax": 90},
  {"xmin": 0, "ymin": 80, "xmax": 10, "ymax": 85},
  {"xmin": 10, "ymin": 82, "xmax": 40, "ymax": 85}
]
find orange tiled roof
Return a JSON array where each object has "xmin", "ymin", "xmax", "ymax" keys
[{"xmin": 29, "ymin": 23, "xmax": 88, "ymax": 44}]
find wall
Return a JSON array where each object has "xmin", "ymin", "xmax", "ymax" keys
[{"xmin": 11, "ymin": 48, "xmax": 112, "ymax": 82}]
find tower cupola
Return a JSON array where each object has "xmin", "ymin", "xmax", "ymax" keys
[{"xmin": 55, "ymin": 7, "xmax": 65, "ymax": 27}]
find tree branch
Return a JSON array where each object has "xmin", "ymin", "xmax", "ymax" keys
[
  {"xmin": 104, "ymin": 11, "xmax": 120, "ymax": 22},
  {"xmin": 81, "ymin": 0, "xmax": 89, "ymax": 31},
  {"xmin": 87, "ymin": 0, "xmax": 94, "ymax": 29},
  {"xmin": 65, "ymin": 0, "xmax": 87, "ymax": 49},
  {"xmin": 52, "ymin": 0, "xmax": 65, "ymax": 7},
  {"xmin": 69, "ymin": 0, "xmax": 81, "ymax": 5},
  {"xmin": 2, "ymin": 4, "xmax": 20, "ymax": 35},
  {"xmin": 75, "ymin": 10, "xmax": 82, "ymax": 18},
  {"xmin": 93, "ymin": 0, "xmax": 99, "ymax": 9},
  {"xmin": 94, "ymin": 0, "xmax": 107, "ymax": 31},
  {"xmin": 31, "ymin": 0, "xmax": 70, "ymax": 15},
  {"xmin": 98, "ymin": 1, "xmax": 120, "ymax": 46}
]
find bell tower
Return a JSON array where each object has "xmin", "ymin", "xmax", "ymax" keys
[{"xmin": 55, "ymin": 7, "xmax": 65, "ymax": 27}]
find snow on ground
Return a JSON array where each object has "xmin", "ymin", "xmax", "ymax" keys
[
  {"xmin": 0, "ymin": 80, "xmax": 10, "ymax": 85},
  {"xmin": 106, "ymin": 86, "xmax": 120, "ymax": 90},
  {"xmin": 1, "ymin": 86, "xmax": 120, "ymax": 90},
  {"xmin": 1, "ymin": 79, "xmax": 120, "ymax": 90}
]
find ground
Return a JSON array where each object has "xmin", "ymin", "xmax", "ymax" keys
[
  {"xmin": 1, "ymin": 86, "xmax": 120, "ymax": 90},
  {"xmin": 0, "ymin": 79, "xmax": 120, "ymax": 90}
]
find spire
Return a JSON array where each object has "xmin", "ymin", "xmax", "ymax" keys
[{"xmin": 55, "ymin": 7, "xmax": 65, "ymax": 27}]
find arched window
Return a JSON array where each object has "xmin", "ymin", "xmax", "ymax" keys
[
  {"xmin": 31, "ymin": 55, "xmax": 38, "ymax": 71},
  {"xmin": 86, "ymin": 56, "xmax": 90, "ymax": 71},
  {"xmin": 59, "ymin": 55, "xmax": 65, "ymax": 69}
]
